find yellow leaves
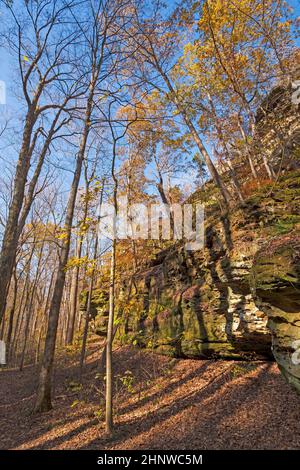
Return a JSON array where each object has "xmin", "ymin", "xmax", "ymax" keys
[
  {"xmin": 278, "ymin": 20, "xmax": 291, "ymax": 32},
  {"xmin": 85, "ymin": 260, "xmax": 97, "ymax": 277},
  {"xmin": 76, "ymin": 217, "xmax": 95, "ymax": 236},
  {"xmin": 198, "ymin": 114, "xmax": 207, "ymax": 129},
  {"xmin": 23, "ymin": 55, "xmax": 30, "ymax": 63},
  {"xmin": 56, "ymin": 229, "xmax": 68, "ymax": 241},
  {"xmin": 66, "ymin": 258, "xmax": 98, "ymax": 277},
  {"xmin": 65, "ymin": 255, "xmax": 88, "ymax": 270}
]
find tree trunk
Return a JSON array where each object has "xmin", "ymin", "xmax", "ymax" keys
[
  {"xmin": 34, "ymin": 114, "xmax": 92, "ymax": 411},
  {"xmin": 105, "ymin": 237, "xmax": 116, "ymax": 435},
  {"xmin": 182, "ymin": 115, "xmax": 231, "ymax": 208},
  {"xmin": 34, "ymin": 149, "xmax": 85, "ymax": 411},
  {"xmin": 105, "ymin": 135, "xmax": 118, "ymax": 435},
  {"xmin": 0, "ymin": 103, "xmax": 65, "ymax": 327},
  {"xmin": 6, "ymin": 269, "xmax": 18, "ymax": 359},
  {"xmin": 0, "ymin": 113, "xmax": 35, "ymax": 325},
  {"xmin": 157, "ymin": 177, "xmax": 175, "ymax": 233},
  {"xmin": 66, "ymin": 174, "xmax": 91, "ymax": 345},
  {"xmin": 237, "ymin": 115, "xmax": 259, "ymax": 180},
  {"xmin": 19, "ymin": 242, "xmax": 44, "ymax": 371},
  {"xmin": 156, "ymin": 66, "xmax": 231, "ymax": 209},
  {"xmin": 206, "ymin": 92, "xmax": 245, "ymax": 204},
  {"xmin": 66, "ymin": 242, "xmax": 82, "ymax": 345},
  {"xmin": 79, "ymin": 182, "xmax": 103, "ymax": 378},
  {"xmin": 79, "ymin": 274, "xmax": 94, "ymax": 381}
]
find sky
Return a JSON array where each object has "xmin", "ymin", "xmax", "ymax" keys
[
  {"xmin": 1, "ymin": 0, "xmax": 298, "ymax": 98},
  {"xmin": 0, "ymin": 0, "xmax": 299, "ymax": 209},
  {"xmin": 1, "ymin": 0, "xmax": 299, "ymax": 102}
]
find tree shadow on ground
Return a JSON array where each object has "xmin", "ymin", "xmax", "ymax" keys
[
  {"xmin": 2, "ymin": 347, "xmax": 299, "ymax": 450},
  {"xmin": 80, "ymin": 363, "xmax": 267, "ymax": 449},
  {"xmin": 81, "ymin": 361, "xmax": 300, "ymax": 450}
]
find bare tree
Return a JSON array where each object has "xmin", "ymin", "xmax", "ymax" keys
[
  {"xmin": 0, "ymin": 0, "xmax": 86, "ymax": 325},
  {"xmin": 34, "ymin": 0, "xmax": 131, "ymax": 412}
]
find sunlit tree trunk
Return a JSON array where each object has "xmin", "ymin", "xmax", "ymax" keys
[
  {"xmin": 154, "ymin": 63, "xmax": 231, "ymax": 209},
  {"xmin": 106, "ymin": 236, "xmax": 116, "ymax": 435},
  {"xmin": 79, "ymin": 180, "xmax": 104, "ymax": 379},
  {"xmin": 34, "ymin": 133, "xmax": 89, "ymax": 412}
]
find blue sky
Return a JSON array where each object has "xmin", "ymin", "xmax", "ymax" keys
[
  {"xmin": 1, "ymin": 0, "xmax": 299, "ymax": 110},
  {"xmin": 0, "ymin": 0, "xmax": 299, "ymax": 201}
]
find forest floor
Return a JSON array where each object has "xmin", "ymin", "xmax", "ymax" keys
[{"xmin": 1, "ymin": 341, "xmax": 300, "ymax": 450}]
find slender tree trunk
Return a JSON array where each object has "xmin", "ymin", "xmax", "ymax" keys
[
  {"xmin": 262, "ymin": 152, "xmax": 275, "ymax": 179},
  {"xmin": 14, "ymin": 285, "xmax": 31, "ymax": 365},
  {"xmin": 33, "ymin": 39, "xmax": 102, "ymax": 407},
  {"xmin": 34, "ymin": 105, "xmax": 93, "ymax": 411},
  {"xmin": 34, "ymin": 152, "xmax": 85, "ymax": 411},
  {"xmin": 19, "ymin": 241, "xmax": 44, "ymax": 371},
  {"xmin": 36, "ymin": 322, "xmax": 44, "ymax": 364},
  {"xmin": 105, "ymin": 237, "xmax": 116, "ymax": 435},
  {"xmin": 237, "ymin": 115, "xmax": 259, "ymax": 180},
  {"xmin": 19, "ymin": 297, "xmax": 32, "ymax": 371},
  {"xmin": 156, "ymin": 65, "xmax": 231, "ymax": 208},
  {"xmin": 157, "ymin": 177, "xmax": 175, "ymax": 231},
  {"xmin": 0, "ymin": 106, "xmax": 62, "ymax": 326},
  {"xmin": 79, "ymin": 271, "xmax": 94, "ymax": 380},
  {"xmin": 66, "ymin": 181, "xmax": 90, "ymax": 345},
  {"xmin": 183, "ymin": 114, "xmax": 231, "ymax": 207},
  {"xmin": 66, "ymin": 259, "xmax": 80, "ymax": 345},
  {"xmin": 6, "ymin": 269, "xmax": 18, "ymax": 359},
  {"xmin": 79, "ymin": 181, "xmax": 104, "ymax": 378},
  {"xmin": 10, "ymin": 245, "xmax": 35, "ymax": 364},
  {"xmin": 206, "ymin": 92, "xmax": 245, "ymax": 203},
  {"xmin": 105, "ymin": 134, "xmax": 118, "ymax": 435},
  {"xmin": 35, "ymin": 271, "xmax": 55, "ymax": 366},
  {"xmin": 0, "ymin": 113, "xmax": 35, "ymax": 325},
  {"xmin": 0, "ymin": 306, "xmax": 5, "ymax": 340},
  {"xmin": 29, "ymin": 280, "xmax": 48, "ymax": 357},
  {"xmin": 247, "ymin": 107, "xmax": 275, "ymax": 180}
]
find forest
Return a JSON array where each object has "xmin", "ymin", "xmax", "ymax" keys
[{"xmin": 0, "ymin": 0, "xmax": 300, "ymax": 457}]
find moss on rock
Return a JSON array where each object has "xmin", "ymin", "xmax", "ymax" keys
[{"xmin": 252, "ymin": 235, "xmax": 300, "ymax": 392}]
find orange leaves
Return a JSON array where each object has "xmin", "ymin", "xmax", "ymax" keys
[{"xmin": 241, "ymin": 178, "xmax": 273, "ymax": 197}]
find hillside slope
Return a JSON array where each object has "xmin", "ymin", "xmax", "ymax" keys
[{"xmin": 1, "ymin": 345, "xmax": 300, "ymax": 450}]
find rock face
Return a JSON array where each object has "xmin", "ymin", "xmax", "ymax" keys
[
  {"xmin": 130, "ymin": 230, "xmax": 270, "ymax": 360},
  {"xmin": 251, "ymin": 236, "xmax": 300, "ymax": 392},
  {"xmin": 87, "ymin": 171, "xmax": 300, "ymax": 367},
  {"xmin": 125, "ymin": 170, "xmax": 300, "ymax": 363},
  {"xmin": 254, "ymin": 78, "xmax": 300, "ymax": 173}
]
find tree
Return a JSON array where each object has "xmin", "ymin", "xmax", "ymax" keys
[
  {"xmin": 34, "ymin": 0, "xmax": 126, "ymax": 412},
  {"xmin": 102, "ymin": 100, "xmax": 139, "ymax": 435},
  {"xmin": 178, "ymin": 0, "xmax": 296, "ymax": 183},
  {"xmin": 126, "ymin": 0, "xmax": 232, "ymax": 208},
  {"xmin": 0, "ymin": 0, "xmax": 86, "ymax": 325}
]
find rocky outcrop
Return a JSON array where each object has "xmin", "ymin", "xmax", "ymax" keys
[
  {"xmin": 130, "ymin": 234, "xmax": 269, "ymax": 359},
  {"xmin": 123, "ymin": 171, "xmax": 300, "ymax": 362},
  {"xmin": 254, "ymin": 77, "xmax": 300, "ymax": 173},
  {"xmin": 251, "ymin": 235, "xmax": 300, "ymax": 392},
  {"xmin": 86, "ymin": 170, "xmax": 300, "ymax": 367}
]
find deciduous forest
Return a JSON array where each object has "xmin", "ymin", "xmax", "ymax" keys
[{"xmin": 0, "ymin": 0, "xmax": 300, "ymax": 455}]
